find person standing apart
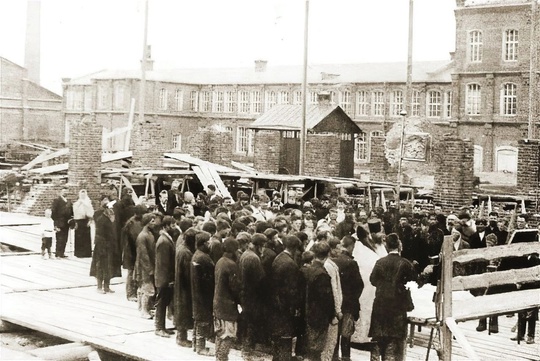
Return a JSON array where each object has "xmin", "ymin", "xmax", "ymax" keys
[
  {"xmin": 90, "ymin": 197, "xmax": 116, "ymax": 294},
  {"xmin": 51, "ymin": 185, "xmax": 72, "ymax": 258},
  {"xmin": 41, "ymin": 209, "xmax": 55, "ymax": 259},
  {"xmin": 369, "ymin": 233, "xmax": 416, "ymax": 361},
  {"xmin": 154, "ymin": 216, "xmax": 176, "ymax": 337},
  {"xmin": 73, "ymin": 189, "xmax": 94, "ymax": 258}
]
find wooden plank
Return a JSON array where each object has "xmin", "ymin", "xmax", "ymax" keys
[
  {"xmin": 453, "ymin": 289, "xmax": 540, "ymax": 321},
  {"xmin": 453, "ymin": 243, "xmax": 540, "ymax": 264},
  {"xmin": 452, "ymin": 265, "xmax": 540, "ymax": 291},
  {"xmin": 445, "ymin": 317, "xmax": 480, "ymax": 361}
]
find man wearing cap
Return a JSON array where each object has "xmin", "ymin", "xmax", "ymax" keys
[
  {"xmin": 51, "ymin": 185, "xmax": 73, "ymax": 258},
  {"xmin": 469, "ymin": 218, "xmax": 488, "ymax": 249},
  {"xmin": 456, "ymin": 211, "xmax": 476, "ymax": 243}
]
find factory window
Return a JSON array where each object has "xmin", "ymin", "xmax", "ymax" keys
[
  {"xmin": 97, "ymin": 84, "xmax": 109, "ymax": 110},
  {"xmin": 427, "ymin": 90, "xmax": 441, "ymax": 118},
  {"xmin": 236, "ymin": 126, "xmax": 254, "ymax": 154},
  {"xmin": 114, "ymin": 84, "xmax": 127, "ymax": 110},
  {"xmin": 238, "ymin": 90, "xmax": 250, "ymax": 113},
  {"xmin": 503, "ymin": 29, "xmax": 518, "ymax": 61},
  {"xmin": 200, "ymin": 91, "xmax": 212, "ymax": 112},
  {"xmin": 372, "ymin": 91, "xmax": 385, "ymax": 116},
  {"xmin": 174, "ymin": 90, "xmax": 183, "ymax": 111},
  {"xmin": 309, "ymin": 91, "xmax": 318, "ymax": 105},
  {"xmin": 251, "ymin": 91, "xmax": 262, "ymax": 114},
  {"xmin": 356, "ymin": 91, "xmax": 369, "ymax": 116},
  {"xmin": 266, "ymin": 91, "xmax": 277, "ymax": 110},
  {"xmin": 390, "ymin": 90, "xmax": 403, "ymax": 116},
  {"xmin": 469, "ymin": 30, "xmax": 483, "ymax": 62},
  {"xmin": 354, "ymin": 132, "xmax": 368, "ymax": 161},
  {"xmin": 501, "ymin": 83, "xmax": 517, "ymax": 116},
  {"xmin": 411, "ymin": 90, "xmax": 421, "ymax": 117},
  {"xmin": 444, "ymin": 91, "xmax": 452, "ymax": 118},
  {"xmin": 190, "ymin": 90, "xmax": 198, "ymax": 111},
  {"xmin": 158, "ymin": 88, "xmax": 168, "ymax": 110},
  {"xmin": 293, "ymin": 91, "xmax": 302, "ymax": 105},
  {"xmin": 466, "ymin": 84, "xmax": 482, "ymax": 115},
  {"xmin": 278, "ymin": 91, "xmax": 290, "ymax": 105},
  {"xmin": 340, "ymin": 90, "xmax": 352, "ymax": 115},
  {"xmin": 172, "ymin": 134, "xmax": 181, "ymax": 150},
  {"xmin": 225, "ymin": 91, "xmax": 236, "ymax": 113},
  {"xmin": 213, "ymin": 91, "xmax": 223, "ymax": 112}
]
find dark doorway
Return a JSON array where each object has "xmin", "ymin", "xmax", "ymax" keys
[
  {"xmin": 280, "ymin": 132, "xmax": 300, "ymax": 175},
  {"xmin": 339, "ymin": 138, "xmax": 354, "ymax": 177}
]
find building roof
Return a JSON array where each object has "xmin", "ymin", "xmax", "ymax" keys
[
  {"xmin": 66, "ymin": 60, "xmax": 453, "ymax": 86},
  {"xmin": 250, "ymin": 104, "xmax": 362, "ymax": 134}
]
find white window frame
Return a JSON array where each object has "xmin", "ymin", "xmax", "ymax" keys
[
  {"xmin": 354, "ymin": 132, "xmax": 368, "ymax": 161},
  {"xmin": 158, "ymin": 88, "xmax": 168, "ymax": 110},
  {"xmin": 251, "ymin": 90, "xmax": 262, "ymax": 114},
  {"xmin": 190, "ymin": 90, "xmax": 198, "ymax": 111},
  {"xmin": 225, "ymin": 91, "xmax": 235, "ymax": 113},
  {"xmin": 503, "ymin": 29, "xmax": 518, "ymax": 62},
  {"xmin": 390, "ymin": 90, "xmax": 403, "ymax": 116},
  {"xmin": 97, "ymin": 84, "xmax": 109, "ymax": 110},
  {"xmin": 238, "ymin": 90, "xmax": 250, "ymax": 113},
  {"xmin": 84, "ymin": 87, "xmax": 92, "ymax": 111},
  {"xmin": 236, "ymin": 126, "xmax": 254, "ymax": 154},
  {"xmin": 466, "ymin": 83, "xmax": 482, "ymax": 115},
  {"xmin": 372, "ymin": 91, "xmax": 385, "ymax": 116},
  {"xmin": 411, "ymin": 90, "xmax": 421, "ymax": 117},
  {"xmin": 356, "ymin": 91, "xmax": 369, "ymax": 116},
  {"xmin": 114, "ymin": 84, "xmax": 126, "ymax": 110},
  {"xmin": 172, "ymin": 134, "xmax": 182, "ymax": 150},
  {"xmin": 266, "ymin": 91, "xmax": 277, "ymax": 110},
  {"xmin": 200, "ymin": 91, "xmax": 212, "ymax": 112},
  {"xmin": 501, "ymin": 83, "xmax": 517, "ymax": 116},
  {"xmin": 469, "ymin": 30, "xmax": 483, "ymax": 63},
  {"xmin": 278, "ymin": 91, "xmax": 289, "ymax": 105},
  {"xmin": 309, "ymin": 91, "xmax": 318, "ymax": 105},
  {"xmin": 293, "ymin": 91, "xmax": 302, "ymax": 105},
  {"xmin": 427, "ymin": 90, "xmax": 442, "ymax": 118},
  {"xmin": 175, "ymin": 89, "xmax": 183, "ymax": 111},
  {"xmin": 339, "ymin": 90, "xmax": 352, "ymax": 115},
  {"xmin": 444, "ymin": 91, "xmax": 452, "ymax": 118}
]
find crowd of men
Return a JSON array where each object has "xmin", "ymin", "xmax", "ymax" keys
[{"xmin": 83, "ymin": 181, "xmax": 538, "ymax": 360}]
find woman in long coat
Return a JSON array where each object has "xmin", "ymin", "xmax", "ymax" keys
[
  {"xmin": 90, "ymin": 202, "xmax": 117, "ymax": 293},
  {"xmin": 73, "ymin": 189, "xmax": 94, "ymax": 258}
]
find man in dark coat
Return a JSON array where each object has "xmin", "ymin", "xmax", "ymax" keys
[
  {"xmin": 134, "ymin": 213, "xmax": 157, "ymax": 319},
  {"xmin": 51, "ymin": 185, "xmax": 73, "ymax": 258},
  {"xmin": 191, "ymin": 231, "xmax": 215, "ymax": 356},
  {"xmin": 174, "ymin": 227, "xmax": 196, "ymax": 348},
  {"xmin": 154, "ymin": 216, "xmax": 176, "ymax": 338},
  {"xmin": 90, "ymin": 199, "xmax": 116, "ymax": 293},
  {"xmin": 332, "ymin": 236, "xmax": 364, "ymax": 361},
  {"xmin": 270, "ymin": 235, "xmax": 303, "ymax": 361},
  {"xmin": 369, "ymin": 233, "xmax": 416, "ymax": 361},
  {"xmin": 213, "ymin": 238, "xmax": 241, "ymax": 360},
  {"xmin": 121, "ymin": 205, "xmax": 146, "ymax": 301},
  {"xmin": 238, "ymin": 233, "xmax": 266, "ymax": 359},
  {"xmin": 304, "ymin": 241, "xmax": 334, "ymax": 361}
]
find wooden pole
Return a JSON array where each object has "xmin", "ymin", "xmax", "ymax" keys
[
  {"xmin": 298, "ymin": 0, "xmax": 309, "ymax": 176},
  {"xmin": 441, "ymin": 235, "xmax": 454, "ymax": 361},
  {"xmin": 138, "ymin": 0, "xmax": 149, "ymax": 125}
]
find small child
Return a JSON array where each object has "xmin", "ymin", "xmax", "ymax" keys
[{"xmin": 41, "ymin": 209, "xmax": 55, "ymax": 259}]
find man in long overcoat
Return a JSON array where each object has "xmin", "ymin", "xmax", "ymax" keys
[
  {"xmin": 191, "ymin": 231, "xmax": 215, "ymax": 356},
  {"xmin": 51, "ymin": 185, "xmax": 72, "ymax": 258},
  {"xmin": 270, "ymin": 235, "xmax": 303, "ymax": 361},
  {"xmin": 174, "ymin": 227, "xmax": 197, "ymax": 347},
  {"xmin": 369, "ymin": 233, "xmax": 416, "ymax": 361},
  {"xmin": 154, "ymin": 216, "xmax": 176, "ymax": 337},
  {"xmin": 121, "ymin": 205, "xmax": 146, "ymax": 301},
  {"xmin": 134, "ymin": 213, "xmax": 156, "ymax": 319}
]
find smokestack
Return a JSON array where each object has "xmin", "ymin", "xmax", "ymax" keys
[{"xmin": 24, "ymin": 0, "xmax": 41, "ymax": 84}]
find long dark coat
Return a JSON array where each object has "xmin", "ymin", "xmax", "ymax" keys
[
  {"xmin": 90, "ymin": 209, "xmax": 117, "ymax": 279},
  {"xmin": 191, "ymin": 249, "xmax": 215, "ymax": 323},
  {"xmin": 174, "ymin": 243, "xmax": 194, "ymax": 330},
  {"xmin": 239, "ymin": 249, "xmax": 265, "ymax": 313},
  {"xmin": 305, "ymin": 260, "xmax": 334, "ymax": 353},
  {"xmin": 369, "ymin": 253, "xmax": 416, "ymax": 340},
  {"xmin": 214, "ymin": 256, "xmax": 241, "ymax": 321},
  {"xmin": 121, "ymin": 217, "xmax": 143, "ymax": 270},
  {"xmin": 270, "ymin": 251, "xmax": 302, "ymax": 338},
  {"xmin": 134, "ymin": 228, "xmax": 155, "ymax": 284},
  {"xmin": 51, "ymin": 196, "xmax": 72, "ymax": 230},
  {"xmin": 332, "ymin": 251, "xmax": 364, "ymax": 320},
  {"xmin": 155, "ymin": 230, "xmax": 175, "ymax": 288}
]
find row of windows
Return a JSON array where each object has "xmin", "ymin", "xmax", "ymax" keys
[
  {"xmin": 465, "ymin": 82, "xmax": 517, "ymax": 116},
  {"xmin": 468, "ymin": 29, "xmax": 519, "ymax": 63}
]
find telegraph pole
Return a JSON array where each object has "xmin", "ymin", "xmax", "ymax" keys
[
  {"xmin": 139, "ymin": 0, "xmax": 149, "ymax": 124},
  {"xmin": 299, "ymin": 0, "xmax": 309, "ymax": 175}
]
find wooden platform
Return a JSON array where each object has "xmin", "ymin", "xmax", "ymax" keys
[{"xmin": 1, "ymin": 211, "xmax": 539, "ymax": 360}]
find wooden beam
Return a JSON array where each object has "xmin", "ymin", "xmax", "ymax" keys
[
  {"xmin": 441, "ymin": 235, "xmax": 453, "ymax": 361},
  {"xmin": 453, "ymin": 243, "xmax": 540, "ymax": 264},
  {"xmin": 445, "ymin": 317, "xmax": 480, "ymax": 361},
  {"xmin": 452, "ymin": 265, "xmax": 540, "ymax": 291}
]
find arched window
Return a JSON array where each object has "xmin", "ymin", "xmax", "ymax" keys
[
  {"xmin": 501, "ymin": 83, "xmax": 517, "ymax": 116},
  {"xmin": 158, "ymin": 88, "xmax": 168, "ymax": 110},
  {"xmin": 354, "ymin": 132, "xmax": 368, "ymax": 161},
  {"xmin": 496, "ymin": 146, "xmax": 518, "ymax": 173}
]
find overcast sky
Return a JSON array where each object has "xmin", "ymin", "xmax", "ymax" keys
[{"xmin": 0, "ymin": 0, "xmax": 457, "ymax": 94}]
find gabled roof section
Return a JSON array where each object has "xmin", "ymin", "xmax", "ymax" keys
[
  {"xmin": 249, "ymin": 104, "xmax": 361, "ymax": 134},
  {"xmin": 65, "ymin": 60, "xmax": 453, "ymax": 86}
]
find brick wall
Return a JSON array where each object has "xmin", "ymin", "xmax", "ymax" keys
[
  {"xmin": 516, "ymin": 139, "xmax": 540, "ymax": 196},
  {"xmin": 433, "ymin": 137, "xmax": 474, "ymax": 210},
  {"xmin": 369, "ymin": 136, "xmax": 397, "ymax": 182},
  {"xmin": 67, "ymin": 118, "xmax": 102, "ymax": 208},
  {"xmin": 130, "ymin": 120, "xmax": 166, "ymax": 169},
  {"xmin": 186, "ymin": 127, "xmax": 233, "ymax": 167},
  {"xmin": 253, "ymin": 130, "xmax": 280, "ymax": 173},
  {"xmin": 304, "ymin": 133, "xmax": 341, "ymax": 177}
]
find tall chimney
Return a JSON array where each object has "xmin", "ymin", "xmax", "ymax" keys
[{"xmin": 25, "ymin": 0, "xmax": 41, "ymax": 84}]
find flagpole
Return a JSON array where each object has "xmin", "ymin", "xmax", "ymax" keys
[
  {"xmin": 139, "ymin": 0, "xmax": 149, "ymax": 124},
  {"xmin": 299, "ymin": 0, "xmax": 309, "ymax": 175}
]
